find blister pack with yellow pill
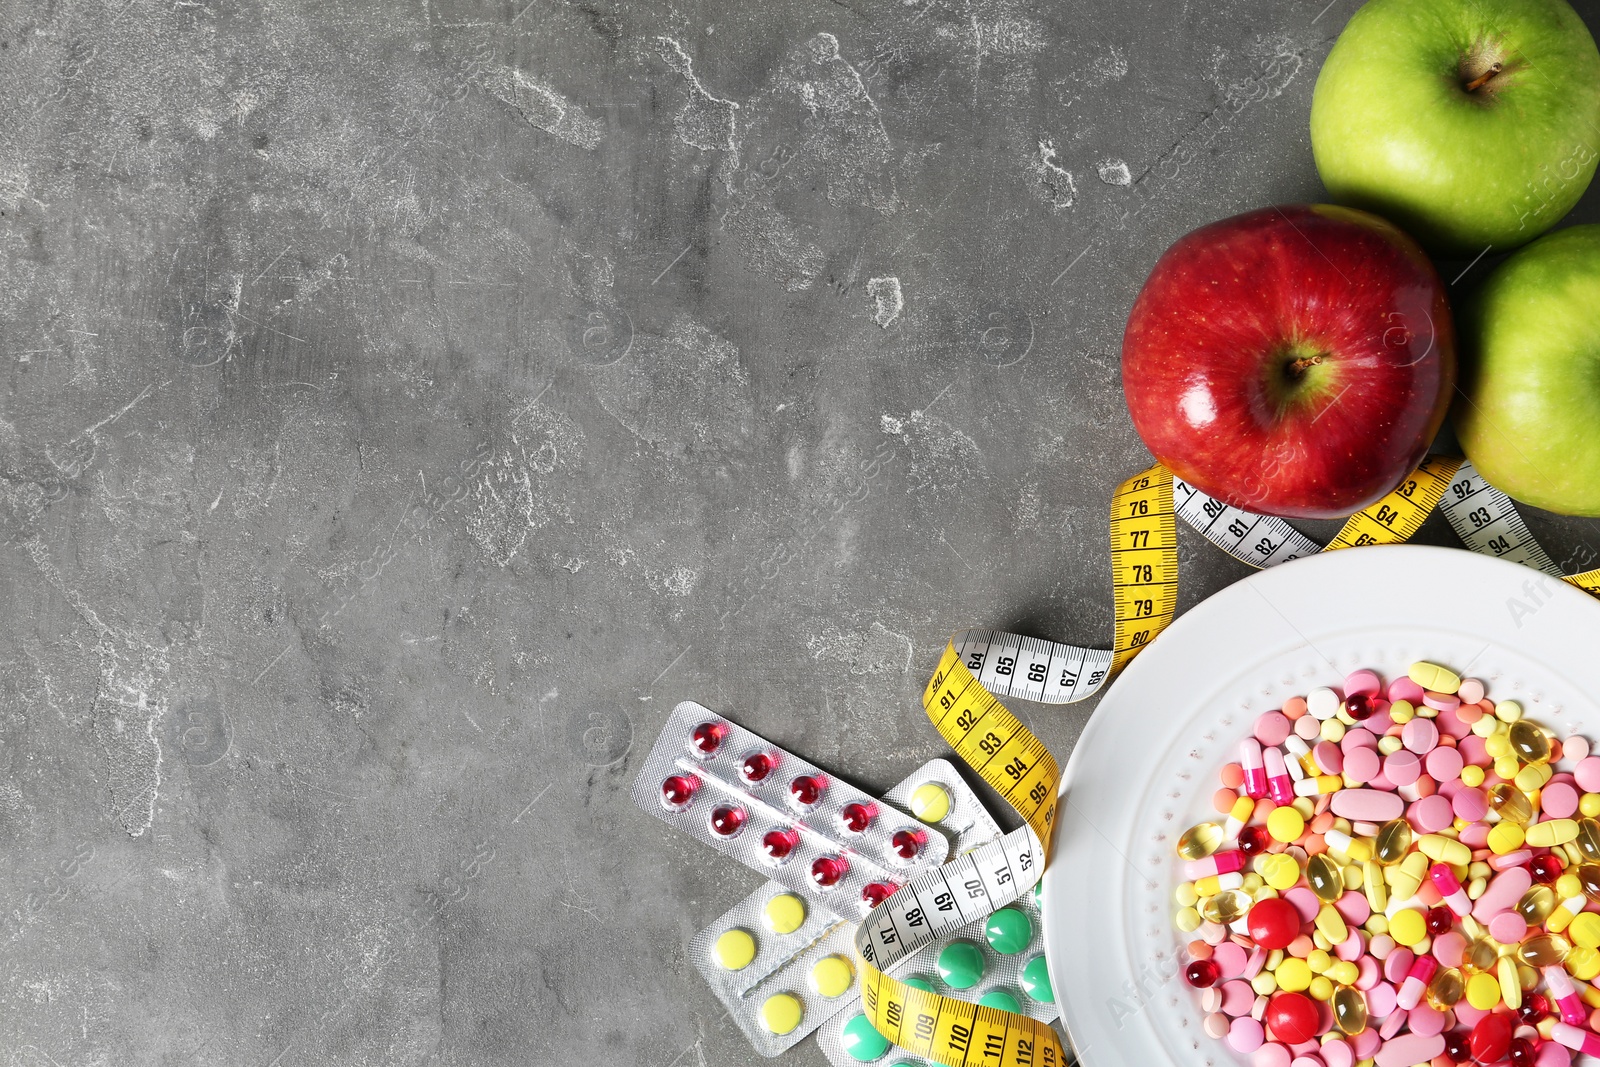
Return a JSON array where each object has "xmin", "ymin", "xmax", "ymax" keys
[{"xmin": 690, "ymin": 759, "xmax": 998, "ymax": 1057}]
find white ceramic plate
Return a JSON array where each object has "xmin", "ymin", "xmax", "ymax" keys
[{"xmin": 1040, "ymin": 544, "xmax": 1600, "ymax": 1067}]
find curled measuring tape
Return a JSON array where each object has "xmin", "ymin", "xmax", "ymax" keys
[{"xmin": 854, "ymin": 454, "xmax": 1600, "ymax": 1066}]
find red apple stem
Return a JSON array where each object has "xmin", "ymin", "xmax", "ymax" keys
[
  {"xmin": 1464, "ymin": 63, "xmax": 1502, "ymax": 93},
  {"xmin": 1288, "ymin": 354, "xmax": 1324, "ymax": 377}
]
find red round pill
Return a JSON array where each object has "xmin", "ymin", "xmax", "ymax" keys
[
  {"xmin": 1184, "ymin": 958, "xmax": 1220, "ymax": 988},
  {"xmin": 1469, "ymin": 1011, "xmax": 1512, "ymax": 1064},
  {"xmin": 1237, "ymin": 825, "xmax": 1270, "ymax": 856},
  {"xmin": 1265, "ymin": 991, "xmax": 1318, "ymax": 1044},
  {"xmin": 840, "ymin": 802, "xmax": 874, "ymax": 833},
  {"xmin": 690, "ymin": 721, "xmax": 724, "ymax": 756},
  {"xmin": 741, "ymin": 752, "xmax": 775, "ymax": 783},
  {"xmin": 790, "ymin": 774, "xmax": 826, "ymax": 807},
  {"xmin": 1343, "ymin": 693, "xmax": 1373, "ymax": 721},
  {"xmin": 891, "ymin": 829, "xmax": 923, "ymax": 861},
  {"xmin": 811, "ymin": 855, "xmax": 848, "ymax": 887},
  {"xmin": 661, "ymin": 774, "xmax": 699, "ymax": 810},
  {"xmin": 1508, "ymin": 1037, "xmax": 1536, "ymax": 1067},
  {"xmin": 1246, "ymin": 897, "xmax": 1301, "ymax": 950},
  {"xmin": 710, "ymin": 804, "xmax": 747, "ymax": 836},
  {"xmin": 1531, "ymin": 853, "xmax": 1564, "ymax": 883},
  {"xmin": 762, "ymin": 828, "xmax": 798, "ymax": 862},
  {"xmin": 862, "ymin": 882, "xmax": 896, "ymax": 908}
]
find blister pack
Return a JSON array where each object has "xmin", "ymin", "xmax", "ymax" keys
[
  {"xmin": 816, "ymin": 818, "xmax": 1061, "ymax": 1066},
  {"xmin": 633, "ymin": 701, "xmax": 952, "ymax": 920},
  {"xmin": 690, "ymin": 758, "xmax": 1002, "ymax": 1057}
]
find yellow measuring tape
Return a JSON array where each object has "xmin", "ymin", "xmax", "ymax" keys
[{"xmin": 853, "ymin": 454, "xmax": 1600, "ymax": 1066}]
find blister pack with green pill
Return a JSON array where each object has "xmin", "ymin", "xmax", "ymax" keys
[
  {"xmin": 690, "ymin": 759, "xmax": 998, "ymax": 1057},
  {"xmin": 815, "ymin": 807, "xmax": 1061, "ymax": 1067}
]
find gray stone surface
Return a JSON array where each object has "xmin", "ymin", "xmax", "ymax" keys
[{"xmin": 5, "ymin": 1, "xmax": 1600, "ymax": 1065}]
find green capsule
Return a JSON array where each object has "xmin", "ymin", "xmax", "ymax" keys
[
  {"xmin": 1375, "ymin": 818, "xmax": 1413, "ymax": 865},
  {"xmin": 1307, "ymin": 853, "xmax": 1345, "ymax": 904},
  {"xmin": 1509, "ymin": 720, "xmax": 1551, "ymax": 764},
  {"xmin": 1517, "ymin": 885, "xmax": 1557, "ymax": 925},
  {"xmin": 1426, "ymin": 966, "xmax": 1464, "ymax": 1008},
  {"xmin": 1488, "ymin": 783, "xmax": 1533, "ymax": 824},
  {"xmin": 1577, "ymin": 819, "xmax": 1600, "ymax": 864},
  {"xmin": 1178, "ymin": 822, "xmax": 1225, "ymax": 861},
  {"xmin": 1202, "ymin": 889, "xmax": 1252, "ymax": 925},
  {"xmin": 1332, "ymin": 985, "xmax": 1368, "ymax": 1035},
  {"xmin": 1517, "ymin": 933, "xmax": 1570, "ymax": 968}
]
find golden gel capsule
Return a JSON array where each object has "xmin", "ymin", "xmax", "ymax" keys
[
  {"xmin": 1580, "ymin": 864, "xmax": 1600, "ymax": 902},
  {"xmin": 1509, "ymin": 720, "xmax": 1551, "ymax": 764},
  {"xmin": 1332, "ymin": 985, "xmax": 1368, "ymax": 1035},
  {"xmin": 1307, "ymin": 854, "xmax": 1344, "ymax": 904},
  {"xmin": 1467, "ymin": 938, "xmax": 1500, "ymax": 972},
  {"xmin": 1178, "ymin": 822, "xmax": 1225, "ymax": 860},
  {"xmin": 1375, "ymin": 818, "xmax": 1413, "ymax": 865},
  {"xmin": 1517, "ymin": 885, "xmax": 1557, "ymax": 925},
  {"xmin": 1427, "ymin": 967, "xmax": 1464, "ymax": 1008},
  {"xmin": 1517, "ymin": 933, "xmax": 1571, "ymax": 968},
  {"xmin": 1576, "ymin": 819, "xmax": 1600, "ymax": 863},
  {"xmin": 1488, "ymin": 783, "xmax": 1533, "ymax": 825},
  {"xmin": 1203, "ymin": 889, "xmax": 1252, "ymax": 925}
]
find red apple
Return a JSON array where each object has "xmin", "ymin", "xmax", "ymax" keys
[{"xmin": 1122, "ymin": 204, "xmax": 1455, "ymax": 519}]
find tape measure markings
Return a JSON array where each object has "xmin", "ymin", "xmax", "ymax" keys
[
  {"xmin": 1173, "ymin": 476, "xmax": 1322, "ymax": 568},
  {"xmin": 1323, "ymin": 454, "xmax": 1460, "ymax": 551},
  {"xmin": 1110, "ymin": 466, "xmax": 1179, "ymax": 672},
  {"xmin": 1438, "ymin": 460, "xmax": 1563, "ymax": 577},
  {"xmin": 954, "ymin": 629, "xmax": 1113, "ymax": 705}
]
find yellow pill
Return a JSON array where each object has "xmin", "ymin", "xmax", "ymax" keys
[
  {"xmin": 1378, "ymin": 735, "xmax": 1404, "ymax": 757},
  {"xmin": 1570, "ymin": 946, "xmax": 1600, "ymax": 981},
  {"xmin": 1363, "ymin": 861, "xmax": 1388, "ymax": 911},
  {"xmin": 1466, "ymin": 971, "xmax": 1503, "ymax": 1010},
  {"xmin": 1175, "ymin": 883, "xmax": 1199, "ymax": 907},
  {"xmin": 1389, "ymin": 909, "xmax": 1428, "ymax": 947},
  {"xmin": 1275, "ymin": 957, "xmax": 1312, "ymax": 992},
  {"xmin": 1307, "ymin": 949, "xmax": 1332, "ymax": 973},
  {"xmin": 1495, "ymin": 756, "xmax": 1522, "ymax": 781},
  {"xmin": 765, "ymin": 894, "xmax": 806, "ymax": 935},
  {"xmin": 1527, "ymin": 820, "xmax": 1580, "ymax": 848},
  {"xmin": 1485, "ymin": 732, "xmax": 1513, "ymax": 760},
  {"xmin": 1496, "ymin": 699, "xmax": 1524, "ymax": 724},
  {"xmin": 1558, "ymin": 873, "xmax": 1584, "ymax": 900},
  {"xmin": 1487, "ymin": 823, "xmax": 1526, "ymax": 855},
  {"xmin": 1390, "ymin": 699, "xmax": 1415, "ymax": 724},
  {"xmin": 910, "ymin": 783, "xmax": 951, "ymax": 824},
  {"xmin": 1242, "ymin": 874, "xmax": 1264, "ymax": 893},
  {"xmin": 810, "ymin": 955, "xmax": 854, "ymax": 998},
  {"xmin": 1309, "ymin": 976, "xmax": 1334, "ymax": 1001},
  {"xmin": 1462, "ymin": 765, "xmax": 1486, "ymax": 788},
  {"xmin": 1321, "ymin": 719, "xmax": 1346, "ymax": 743},
  {"xmin": 1316, "ymin": 904, "xmax": 1348, "ymax": 945},
  {"xmin": 1419, "ymin": 835, "xmax": 1471, "ymax": 866},
  {"xmin": 1261, "ymin": 854, "xmax": 1300, "ymax": 891},
  {"xmin": 714, "ymin": 929, "xmax": 757, "ymax": 970},
  {"xmin": 1175, "ymin": 907, "xmax": 1203, "ymax": 932},
  {"xmin": 1472, "ymin": 716, "xmax": 1500, "ymax": 739},
  {"xmin": 1409, "ymin": 661, "xmax": 1460, "ymax": 694},
  {"xmin": 1365, "ymin": 913, "xmax": 1389, "ymax": 936},
  {"xmin": 1328, "ymin": 961, "xmax": 1359, "ymax": 986},
  {"xmin": 1582, "ymin": 793, "xmax": 1600, "ymax": 818},
  {"xmin": 1585, "ymin": 985, "xmax": 1600, "ymax": 1010},
  {"xmin": 1517, "ymin": 764, "xmax": 1554, "ymax": 793},
  {"xmin": 1268, "ymin": 807, "xmax": 1306, "ymax": 843},
  {"xmin": 1195, "ymin": 875, "xmax": 1229, "ymax": 897},
  {"xmin": 1252, "ymin": 971, "xmax": 1278, "ymax": 996},
  {"xmin": 1570, "ymin": 913, "xmax": 1600, "ymax": 950},
  {"xmin": 1498, "ymin": 956, "xmax": 1522, "ymax": 1011},
  {"xmin": 1390, "ymin": 853, "xmax": 1429, "ymax": 900},
  {"xmin": 761, "ymin": 993, "xmax": 803, "ymax": 1035}
]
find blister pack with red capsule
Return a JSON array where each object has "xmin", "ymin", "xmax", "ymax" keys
[
  {"xmin": 632, "ymin": 701, "xmax": 952, "ymax": 921},
  {"xmin": 689, "ymin": 759, "xmax": 996, "ymax": 1057}
]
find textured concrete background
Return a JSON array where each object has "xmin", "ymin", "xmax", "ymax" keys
[{"xmin": 7, "ymin": 0, "xmax": 1600, "ymax": 1065}]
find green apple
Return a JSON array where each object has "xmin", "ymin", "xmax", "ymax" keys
[
  {"xmin": 1456, "ymin": 225, "xmax": 1600, "ymax": 515},
  {"xmin": 1311, "ymin": 0, "xmax": 1600, "ymax": 256}
]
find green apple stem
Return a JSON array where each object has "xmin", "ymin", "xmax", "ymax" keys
[{"xmin": 1464, "ymin": 62, "xmax": 1502, "ymax": 93}]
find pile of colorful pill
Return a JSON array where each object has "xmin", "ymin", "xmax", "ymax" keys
[{"xmin": 1173, "ymin": 660, "xmax": 1600, "ymax": 1067}]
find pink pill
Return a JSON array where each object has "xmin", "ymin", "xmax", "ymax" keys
[
  {"xmin": 1457, "ymin": 678, "xmax": 1485, "ymax": 704},
  {"xmin": 1341, "ymin": 728, "xmax": 1378, "ymax": 752},
  {"xmin": 1473, "ymin": 867, "xmax": 1533, "ymax": 921},
  {"xmin": 1401, "ymin": 718, "xmax": 1439, "ymax": 754},
  {"xmin": 1320, "ymin": 1037, "xmax": 1355, "ymax": 1067},
  {"xmin": 1345, "ymin": 670, "xmax": 1382, "ymax": 697},
  {"xmin": 1491, "ymin": 849, "xmax": 1532, "ymax": 870},
  {"xmin": 1364, "ymin": 709, "xmax": 1394, "ymax": 737},
  {"xmin": 1205, "ymin": 1011, "xmax": 1230, "ymax": 1038},
  {"xmin": 1369, "ymin": 933, "xmax": 1396, "ymax": 961},
  {"xmin": 1435, "ymin": 706, "xmax": 1472, "ymax": 740},
  {"xmin": 1342, "ymin": 747, "xmax": 1381, "ymax": 784},
  {"xmin": 1422, "ymin": 691, "xmax": 1460, "ymax": 712},
  {"xmin": 1203, "ymin": 988, "xmax": 1225, "ymax": 1013},
  {"xmin": 1253, "ymin": 1043, "xmax": 1292, "ymax": 1067},
  {"xmin": 1411, "ymin": 794, "xmax": 1454, "ymax": 833},
  {"xmin": 1460, "ymin": 823, "xmax": 1491, "ymax": 850},
  {"xmin": 1356, "ymin": 956, "xmax": 1381, "ymax": 989},
  {"xmin": 1565, "ymin": 736, "xmax": 1590, "ymax": 763},
  {"xmin": 1255, "ymin": 711, "xmax": 1293, "ymax": 746},
  {"xmin": 1384, "ymin": 750, "xmax": 1421, "ymax": 786},
  {"xmin": 1543, "ymin": 782, "xmax": 1580, "ymax": 819},
  {"xmin": 1452, "ymin": 786, "xmax": 1488, "ymax": 822},
  {"xmin": 1334, "ymin": 890, "xmax": 1370, "ymax": 927},
  {"xmin": 1295, "ymin": 714, "xmax": 1322, "ymax": 741},
  {"xmin": 1313, "ymin": 741, "xmax": 1344, "ymax": 775},
  {"xmin": 1388, "ymin": 677, "xmax": 1425, "ymax": 703},
  {"xmin": 1229, "ymin": 1016, "xmax": 1266, "ymax": 1053},
  {"xmin": 1331, "ymin": 788, "xmax": 1404, "ymax": 822},
  {"xmin": 1284, "ymin": 887, "xmax": 1320, "ymax": 923},
  {"xmin": 1454, "ymin": 1002, "xmax": 1488, "ymax": 1028},
  {"xmin": 1221, "ymin": 979, "xmax": 1255, "ymax": 1016},
  {"xmin": 1213, "ymin": 941, "xmax": 1248, "ymax": 979},
  {"xmin": 1289, "ymin": 1057, "xmax": 1325, "ymax": 1067},
  {"xmin": 1432, "ymin": 930, "xmax": 1466, "ymax": 968},
  {"xmin": 1406, "ymin": 1003, "xmax": 1445, "ymax": 1037},
  {"xmin": 1383, "ymin": 948, "xmax": 1412, "ymax": 985},
  {"xmin": 1489, "ymin": 911, "xmax": 1528, "ymax": 943},
  {"xmin": 1575, "ymin": 757, "xmax": 1600, "ymax": 793},
  {"xmin": 1459, "ymin": 735, "xmax": 1491, "ymax": 766},
  {"xmin": 1243, "ymin": 945, "xmax": 1266, "ymax": 980},
  {"xmin": 1335, "ymin": 928, "xmax": 1364, "ymax": 962},
  {"xmin": 1351, "ymin": 1028, "xmax": 1381, "ymax": 1060},
  {"xmin": 1365, "ymin": 981, "xmax": 1398, "ymax": 1020},
  {"xmin": 1374, "ymin": 1033, "xmax": 1444, "ymax": 1067},
  {"xmin": 1535, "ymin": 1041, "xmax": 1572, "ymax": 1067},
  {"xmin": 1425, "ymin": 746, "xmax": 1463, "ymax": 782}
]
